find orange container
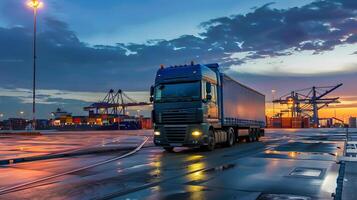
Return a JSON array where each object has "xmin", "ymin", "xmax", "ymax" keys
[
  {"xmin": 303, "ymin": 117, "xmax": 310, "ymax": 128},
  {"xmin": 281, "ymin": 117, "xmax": 292, "ymax": 128},
  {"xmin": 140, "ymin": 118, "xmax": 153, "ymax": 129},
  {"xmin": 292, "ymin": 117, "xmax": 302, "ymax": 128}
]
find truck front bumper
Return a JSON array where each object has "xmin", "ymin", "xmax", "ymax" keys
[{"xmin": 153, "ymin": 123, "xmax": 210, "ymax": 147}]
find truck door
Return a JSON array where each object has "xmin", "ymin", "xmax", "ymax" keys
[{"xmin": 203, "ymin": 81, "xmax": 219, "ymax": 120}]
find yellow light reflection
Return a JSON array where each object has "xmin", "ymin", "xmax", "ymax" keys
[
  {"xmin": 288, "ymin": 151, "xmax": 298, "ymax": 158},
  {"xmin": 185, "ymin": 155, "xmax": 204, "ymax": 162},
  {"xmin": 149, "ymin": 161, "xmax": 162, "ymax": 178},
  {"xmin": 265, "ymin": 150, "xmax": 280, "ymax": 154},
  {"xmin": 186, "ymin": 162, "xmax": 206, "ymax": 183},
  {"xmin": 186, "ymin": 185, "xmax": 205, "ymax": 200}
]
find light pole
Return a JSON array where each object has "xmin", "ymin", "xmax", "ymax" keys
[
  {"xmin": 20, "ymin": 111, "xmax": 25, "ymax": 118},
  {"xmin": 27, "ymin": 0, "xmax": 43, "ymax": 130},
  {"xmin": 271, "ymin": 89, "xmax": 276, "ymax": 117}
]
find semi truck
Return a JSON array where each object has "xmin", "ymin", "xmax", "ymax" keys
[{"xmin": 150, "ymin": 63, "xmax": 265, "ymax": 151}]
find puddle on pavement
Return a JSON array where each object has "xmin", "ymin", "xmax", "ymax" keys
[
  {"xmin": 255, "ymin": 149, "xmax": 341, "ymax": 161},
  {"xmin": 162, "ymin": 186, "xmax": 213, "ymax": 200},
  {"xmin": 257, "ymin": 193, "xmax": 312, "ymax": 200},
  {"xmin": 183, "ymin": 163, "xmax": 237, "ymax": 185},
  {"xmin": 204, "ymin": 163, "xmax": 236, "ymax": 174},
  {"xmin": 289, "ymin": 167, "xmax": 324, "ymax": 178},
  {"xmin": 275, "ymin": 142, "xmax": 338, "ymax": 153}
]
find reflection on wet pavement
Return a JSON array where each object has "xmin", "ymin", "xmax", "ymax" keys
[{"xmin": 0, "ymin": 128, "xmax": 351, "ymax": 200}]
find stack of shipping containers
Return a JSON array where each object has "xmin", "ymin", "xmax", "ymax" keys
[{"xmin": 267, "ymin": 116, "xmax": 311, "ymax": 128}]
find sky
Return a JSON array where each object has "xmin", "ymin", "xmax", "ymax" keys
[{"xmin": 0, "ymin": 0, "xmax": 356, "ymax": 120}]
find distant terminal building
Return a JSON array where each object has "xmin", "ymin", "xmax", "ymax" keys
[
  {"xmin": 50, "ymin": 107, "xmax": 152, "ymax": 130},
  {"xmin": 0, "ymin": 120, "xmax": 5, "ymax": 130},
  {"xmin": 1, "ymin": 118, "xmax": 28, "ymax": 130},
  {"xmin": 349, "ymin": 117, "xmax": 357, "ymax": 128}
]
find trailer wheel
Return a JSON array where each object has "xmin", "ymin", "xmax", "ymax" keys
[
  {"xmin": 246, "ymin": 129, "xmax": 254, "ymax": 142},
  {"xmin": 164, "ymin": 147, "xmax": 174, "ymax": 152},
  {"xmin": 202, "ymin": 129, "xmax": 215, "ymax": 151},
  {"xmin": 255, "ymin": 129, "xmax": 260, "ymax": 141},
  {"xmin": 245, "ymin": 136, "xmax": 251, "ymax": 143},
  {"xmin": 225, "ymin": 127, "xmax": 235, "ymax": 147}
]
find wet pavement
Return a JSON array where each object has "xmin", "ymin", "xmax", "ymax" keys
[
  {"xmin": 342, "ymin": 130, "xmax": 357, "ymax": 200},
  {"xmin": 0, "ymin": 130, "xmax": 153, "ymax": 161},
  {"xmin": 0, "ymin": 128, "xmax": 353, "ymax": 200}
]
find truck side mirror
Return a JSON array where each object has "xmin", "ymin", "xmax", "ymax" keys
[
  {"xmin": 206, "ymin": 94, "xmax": 212, "ymax": 101},
  {"xmin": 150, "ymin": 86, "xmax": 154, "ymax": 96},
  {"xmin": 206, "ymin": 82, "xmax": 212, "ymax": 94},
  {"xmin": 150, "ymin": 96, "xmax": 154, "ymax": 102}
]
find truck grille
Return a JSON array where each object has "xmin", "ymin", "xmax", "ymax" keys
[
  {"xmin": 165, "ymin": 126, "xmax": 187, "ymax": 143},
  {"xmin": 161, "ymin": 112, "xmax": 196, "ymax": 123}
]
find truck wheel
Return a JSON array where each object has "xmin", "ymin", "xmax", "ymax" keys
[
  {"xmin": 203, "ymin": 129, "xmax": 215, "ymax": 151},
  {"xmin": 245, "ymin": 136, "xmax": 252, "ymax": 143},
  {"xmin": 226, "ymin": 127, "xmax": 235, "ymax": 147},
  {"xmin": 164, "ymin": 147, "xmax": 174, "ymax": 152},
  {"xmin": 255, "ymin": 131, "xmax": 260, "ymax": 141}
]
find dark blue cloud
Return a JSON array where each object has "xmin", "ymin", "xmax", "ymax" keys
[{"xmin": 0, "ymin": 0, "xmax": 356, "ymax": 93}]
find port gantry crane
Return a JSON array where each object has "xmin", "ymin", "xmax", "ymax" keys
[
  {"xmin": 273, "ymin": 83, "xmax": 343, "ymax": 127},
  {"xmin": 83, "ymin": 89, "xmax": 152, "ymax": 116}
]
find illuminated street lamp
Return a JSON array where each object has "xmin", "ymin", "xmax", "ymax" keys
[
  {"xmin": 0, "ymin": 113, "xmax": 4, "ymax": 118},
  {"xmin": 20, "ymin": 111, "xmax": 25, "ymax": 118},
  {"xmin": 27, "ymin": 0, "xmax": 43, "ymax": 130}
]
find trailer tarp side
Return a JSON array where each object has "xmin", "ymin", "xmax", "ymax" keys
[{"xmin": 221, "ymin": 74, "xmax": 265, "ymax": 127}]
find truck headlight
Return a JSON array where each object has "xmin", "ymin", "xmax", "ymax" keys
[
  {"xmin": 191, "ymin": 131, "xmax": 202, "ymax": 137},
  {"xmin": 154, "ymin": 131, "xmax": 160, "ymax": 136}
]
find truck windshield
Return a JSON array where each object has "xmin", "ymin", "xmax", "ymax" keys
[{"xmin": 155, "ymin": 82, "xmax": 201, "ymax": 102}]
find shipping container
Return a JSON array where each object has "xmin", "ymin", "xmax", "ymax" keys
[
  {"xmin": 271, "ymin": 117, "xmax": 282, "ymax": 128},
  {"xmin": 303, "ymin": 117, "xmax": 310, "ymax": 128},
  {"xmin": 292, "ymin": 117, "xmax": 302, "ymax": 128},
  {"xmin": 281, "ymin": 117, "xmax": 292, "ymax": 128},
  {"xmin": 141, "ymin": 118, "xmax": 153, "ymax": 129}
]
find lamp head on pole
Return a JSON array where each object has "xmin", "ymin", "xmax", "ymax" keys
[{"xmin": 27, "ymin": 0, "xmax": 43, "ymax": 9}]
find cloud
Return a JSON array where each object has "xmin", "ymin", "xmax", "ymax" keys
[
  {"xmin": 0, "ymin": 0, "xmax": 356, "ymax": 92},
  {"xmin": 200, "ymin": 0, "xmax": 357, "ymax": 58}
]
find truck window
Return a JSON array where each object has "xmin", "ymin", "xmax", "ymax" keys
[
  {"xmin": 202, "ymin": 81, "xmax": 217, "ymax": 103},
  {"xmin": 211, "ymin": 84, "xmax": 217, "ymax": 103},
  {"xmin": 202, "ymin": 81, "xmax": 206, "ymax": 100},
  {"xmin": 155, "ymin": 82, "xmax": 201, "ymax": 102}
]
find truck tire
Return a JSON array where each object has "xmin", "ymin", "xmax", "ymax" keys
[
  {"xmin": 164, "ymin": 147, "xmax": 174, "ymax": 152},
  {"xmin": 202, "ymin": 129, "xmax": 215, "ymax": 151},
  {"xmin": 245, "ymin": 135, "xmax": 252, "ymax": 143},
  {"xmin": 225, "ymin": 127, "xmax": 235, "ymax": 147},
  {"xmin": 246, "ymin": 129, "xmax": 255, "ymax": 142},
  {"xmin": 255, "ymin": 130, "xmax": 260, "ymax": 141}
]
